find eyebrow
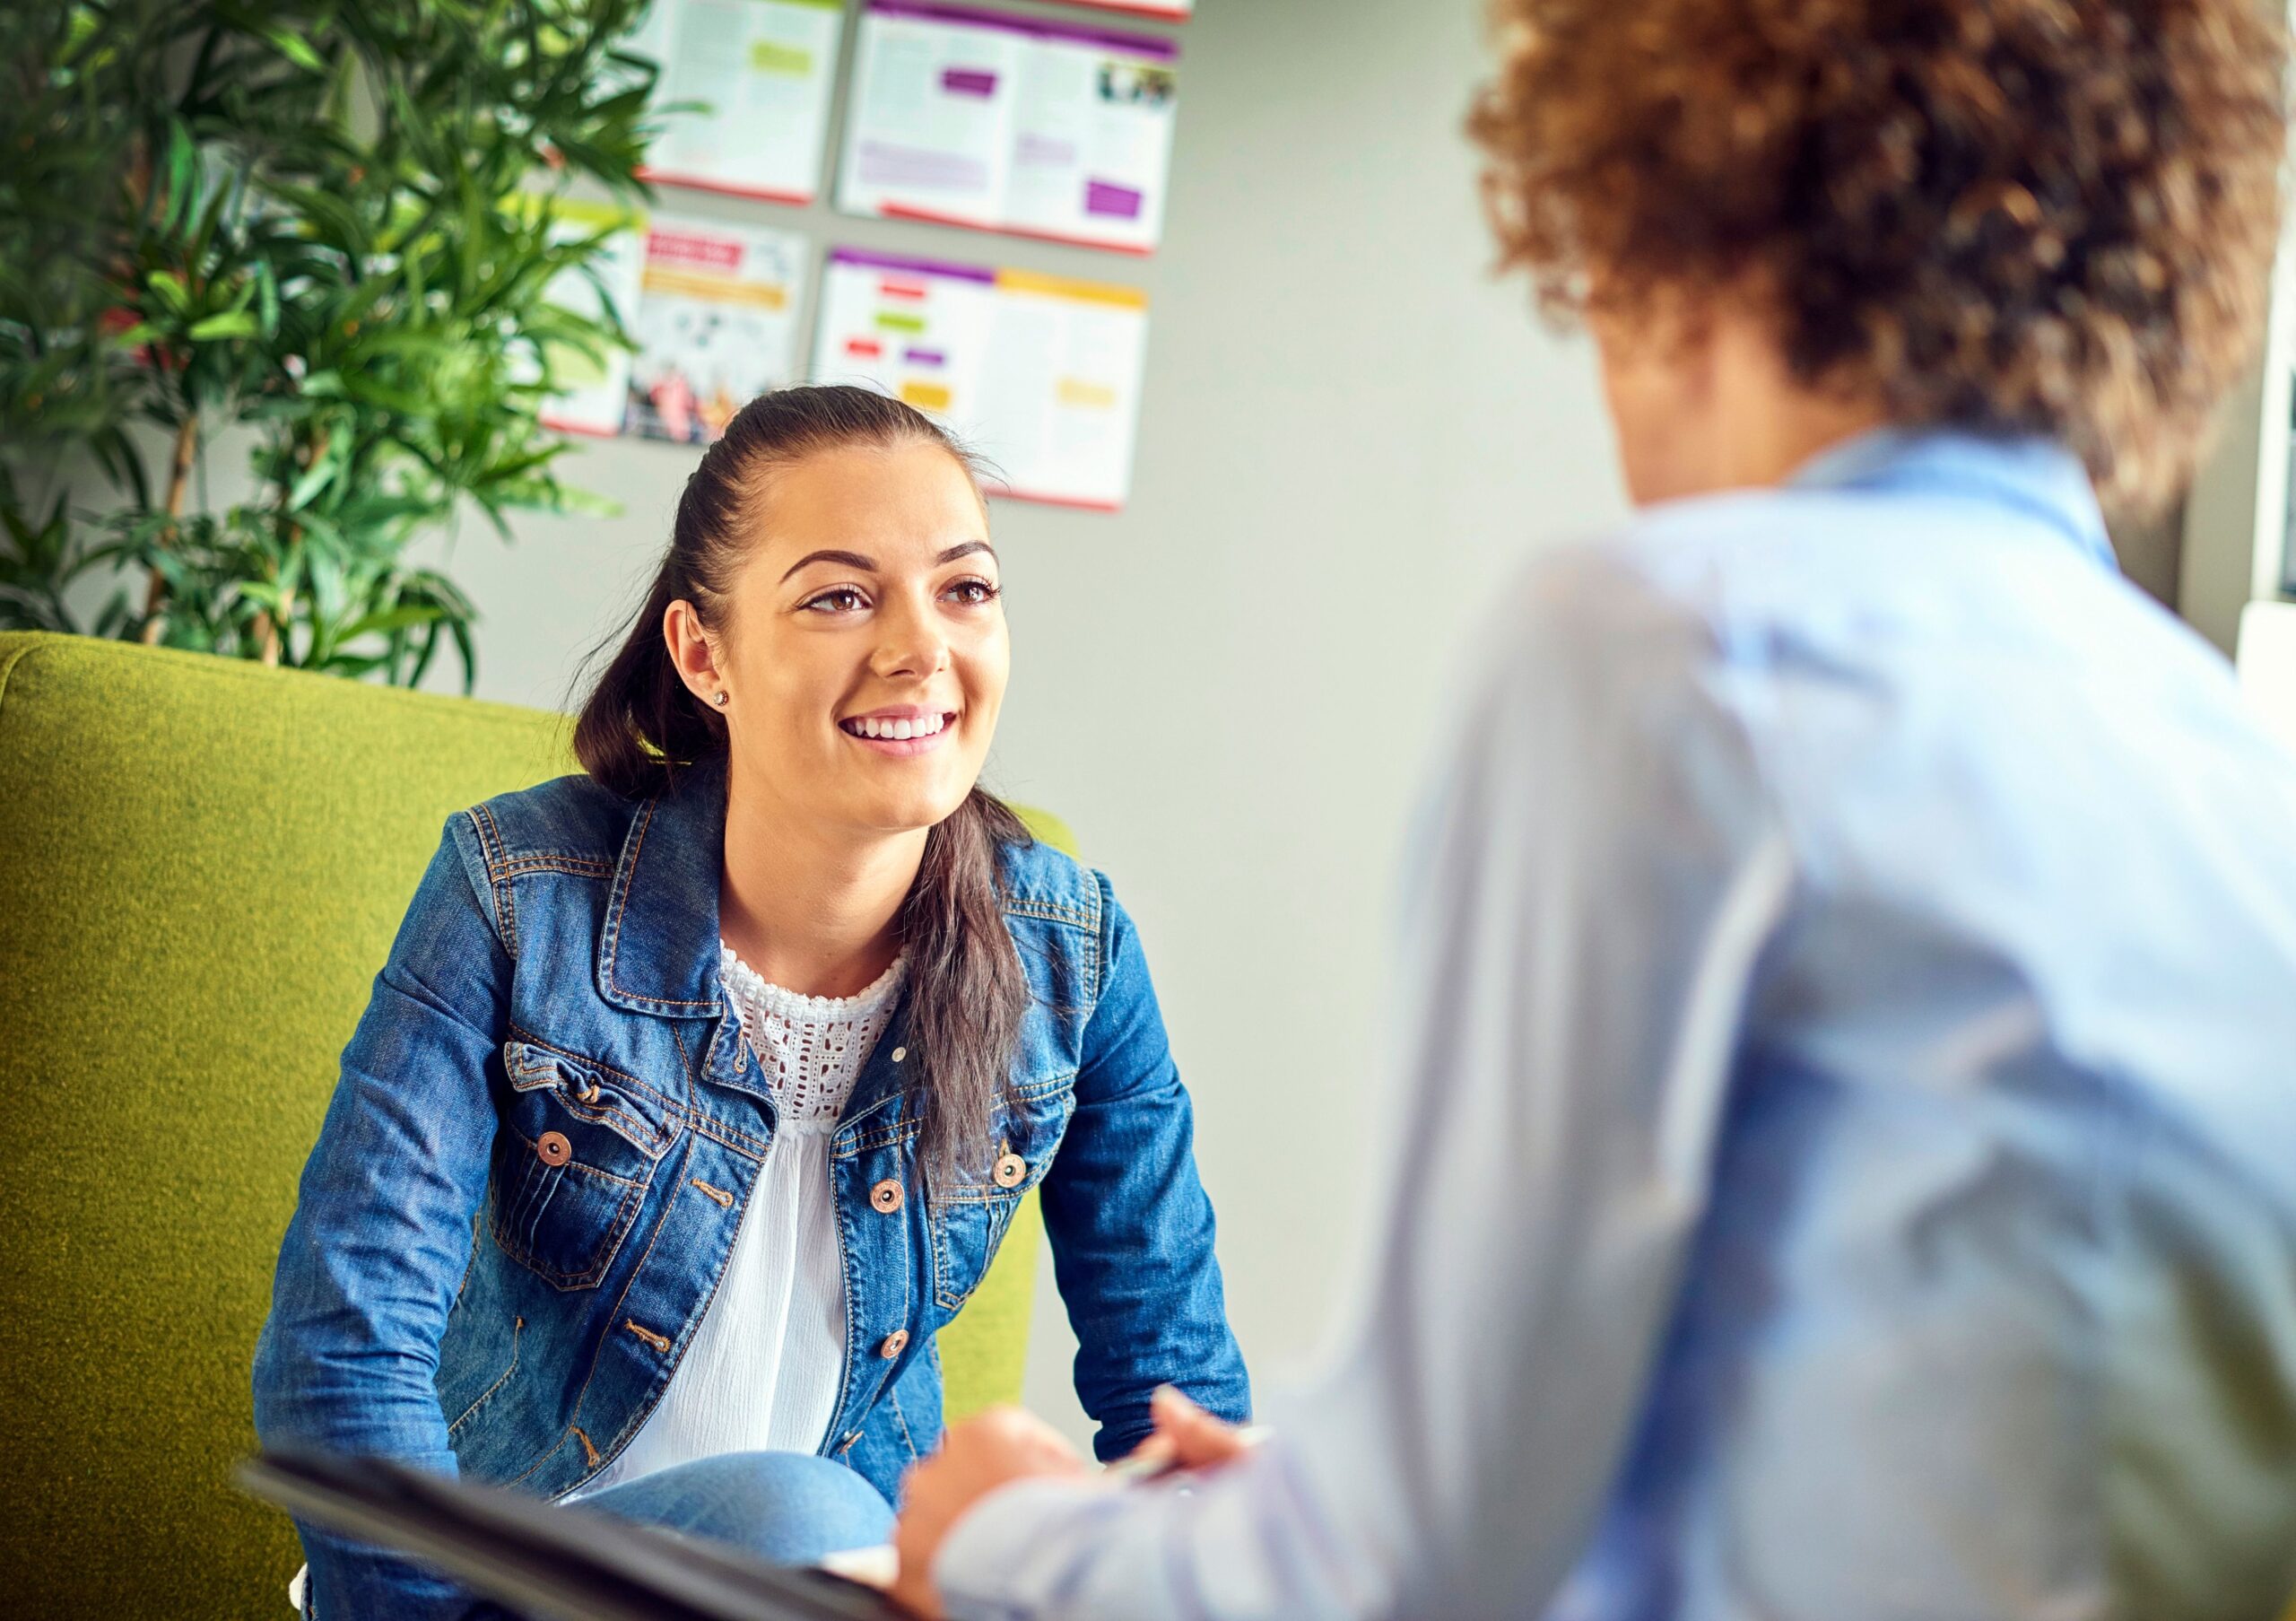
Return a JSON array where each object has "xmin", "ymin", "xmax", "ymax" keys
[{"xmin": 779, "ymin": 541, "xmax": 996, "ymax": 583}]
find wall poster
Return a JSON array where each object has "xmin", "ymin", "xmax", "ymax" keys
[
  {"xmin": 837, "ymin": 1, "xmax": 1178, "ymax": 254},
  {"xmin": 633, "ymin": 0, "xmax": 847, "ymax": 205},
  {"xmin": 813, "ymin": 245, "xmax": 1150, "ymax": 510},
  {"xmin": 628, "ymin": 218, "xmax": 811, "ymax": 443}
]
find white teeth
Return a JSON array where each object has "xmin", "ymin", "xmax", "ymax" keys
[{"xmin": 849, "ymin": 713, "xmax": 949, "ymax": 740}]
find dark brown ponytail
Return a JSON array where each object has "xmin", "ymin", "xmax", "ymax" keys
[{"xmin": 572, "ymin": 385, "xmax": 1032, "ymax": 1179}]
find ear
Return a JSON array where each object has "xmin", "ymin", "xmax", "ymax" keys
[{"xmin": 662, "ymin": 598, "xmax": 723, "ymax": 704}]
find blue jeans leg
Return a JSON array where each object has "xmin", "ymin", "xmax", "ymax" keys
[{"xmin": 571, "ymin": 1451, "xmax": 896, "ymax": 1566}]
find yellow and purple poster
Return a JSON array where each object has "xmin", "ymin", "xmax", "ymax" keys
[
  {"xmin": 812, "ymin": 245, "xmax": 1149, "ymax": 511},
  {"xmin": 631, "ymin": 0, "xmax": 847, "ymax": 206}
]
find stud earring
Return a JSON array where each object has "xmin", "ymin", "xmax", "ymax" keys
[{"xmin": 712, "ymin": 691, "xmax": 729, "ymax": 707}]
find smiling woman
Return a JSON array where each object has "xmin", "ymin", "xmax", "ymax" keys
[
  {"xmin": 249, "ymin": 384, "xmax": 1252, "ymax": 1621},
  {"xmin": 584, "ymin": 392, "xmax": 1024, "ymax": 1173}
]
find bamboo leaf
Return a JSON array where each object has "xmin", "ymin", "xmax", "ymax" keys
[
  {"xmin": 257, "ymin": 26, "xmax": 327, "ymax": 75},
  {"xmin": 341, "ymin": 603, "xmax": 445, "ymax": 640},
  {"xmin": 286, "ymin": 453, "xmax": 336, "ymax": 512},
  {"xmin": 187, "ymin": 310, "xmax": 258, "ymax": 341},
  {"xmin": 146, "ymin": 270, "xmax": 192, "ymax": 315}
]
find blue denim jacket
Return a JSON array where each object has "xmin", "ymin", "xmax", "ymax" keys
[{"xmin": 251, "ymin": 762, "xmax": 1250, "ymax": 1620}]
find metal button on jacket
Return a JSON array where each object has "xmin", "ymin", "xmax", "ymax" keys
[
  {"xmin": 992, "ymin": 1153, "xmax": 1027, "ymax": 1190},
  {"xmin": 878, "ymin": 1329, "xmax": 909, "ymax": 1360},
  {"xmin": 870, "ymin": 1179, "xmax": 904, "ymax": 1215},
  {"xmin": 536, "ymin": 1130, "xmax": 572, "ymax": 1167}
]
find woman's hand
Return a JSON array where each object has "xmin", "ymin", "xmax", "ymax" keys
[
  {"xmin": 891, "ymin": 1407, "xmax": 1089, "ymax": 1618},
  {"xmin": 1136, "ymin": 1383, "xmax": 1253, "ymax": 1472}
]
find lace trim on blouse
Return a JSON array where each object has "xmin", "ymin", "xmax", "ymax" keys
[{"xmin": 717, "ymin": 946, "xmax": 905, "ymax": 1129}]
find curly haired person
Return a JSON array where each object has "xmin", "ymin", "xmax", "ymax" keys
[{"xmin": 885, "ymin": 3, "xmax": 2296, "ymax": 1619}]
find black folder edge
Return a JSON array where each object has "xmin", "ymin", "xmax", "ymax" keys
[{"xmin": 235, "ymin": 1448, "xmax": 897, "ymax": 1621}]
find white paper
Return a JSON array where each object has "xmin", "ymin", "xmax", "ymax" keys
[
  {"xmin": 633, "ymin": 0, "xmax": 847, "ymax": 205},
  {"xmin": 628, "ymin": 218, "xmax": 811, "ymax": 443},
  {"xmin": 812, "ymin": 247, "xmax": 1149, "ymax": 510},
  {"xmin": 836, "ymin": 1, "xmax": 1178, "ymax": 254},
  {"xmin": 533, "ymin": 199, "xmax": 648, "ymax": 439}
]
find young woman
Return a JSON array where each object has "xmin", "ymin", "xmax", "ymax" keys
[{"xmin": 252, "ymin": 385, "xmax": 1250, "ymax": 1620}]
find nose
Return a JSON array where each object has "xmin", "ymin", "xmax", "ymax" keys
[{"xmin": 871, "ymin": 590, "xmax": 949, "ymax": 683}]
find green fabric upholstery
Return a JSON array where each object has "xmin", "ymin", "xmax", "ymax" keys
[{"xmin": 0, "ymin": 631, "xmax": 1055, "ymax": 1618}]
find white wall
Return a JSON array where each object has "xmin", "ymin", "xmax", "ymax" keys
[{"xmin": 413, "ymin": 0, "xmax": 1630, "ymax": 1444}]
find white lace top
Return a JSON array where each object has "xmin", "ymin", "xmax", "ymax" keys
[{"xmin": 572, "ymin": 945, "xmax": 907, "ymax": 1494}]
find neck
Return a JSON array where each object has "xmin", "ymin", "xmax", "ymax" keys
[
  {"xmin": 1603, "ymin": 296, "xmax": 1893, "ymax": 505},
  {"xmin": 718, "ymin": 769, "xmax": 924, "ymax": 1000},
  {"xmin": 1708, "ymin": 380, "xmax": 1891, "ymax": 493}
]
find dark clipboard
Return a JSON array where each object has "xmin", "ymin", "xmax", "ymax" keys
[{"xmin": 236, "ymin": 1447, "xmax": 901, "ymax": 1621}]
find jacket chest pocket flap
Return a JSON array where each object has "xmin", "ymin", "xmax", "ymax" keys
[
  {"xmin": 491, "ymin": 1039, "xmax": 682, "ymax": 1291},
  {"xmin": 931, "ymin": 1080, "xmax": 1072, "ymax": 1313}
]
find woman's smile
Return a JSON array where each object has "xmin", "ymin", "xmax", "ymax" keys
[{"xmin": 839, "ymin": 704, "xmax": 961, "ymax": 755}]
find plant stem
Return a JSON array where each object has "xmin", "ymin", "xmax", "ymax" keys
[
  {"xmin": 256, "ymin": 424, "xmax": 326, "ymax": 667},
  {"xmin": 139, "ymin": 412, "xmax": 199, "ymax": 644}
]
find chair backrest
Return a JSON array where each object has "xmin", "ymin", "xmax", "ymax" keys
[{"xmin": 0, "ymin": 632, "xmax": 1048, "ymax": 1618}]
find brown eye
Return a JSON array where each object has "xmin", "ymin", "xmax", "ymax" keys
[
  {"xmin": 803, "ymin": 588, "xmax": 868, "ymax": 614},
  {"xmin": 943, "ymin": 577, "xmax": 999, "ymax": 606}
]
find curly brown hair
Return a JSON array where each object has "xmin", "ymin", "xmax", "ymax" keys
[{"xmin": 1467, "ymin": 0, "xmax": 2289, "ymax": 512}]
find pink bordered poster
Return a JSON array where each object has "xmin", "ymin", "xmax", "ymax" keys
[
  {"xmin": 835, "ymin": 2, "xmax": 1179, "ymax": 254},
  {"xmin": 1056, "ymin": 1, "xmax": 1191, "ymax": 17},
  {"xmin": 812, "ymin": 247, "xmax": 1150, "ymax": 511},
  {"xmin": 627, "ymin": 219, "xmax": 811, "ymax": 444},
  {"xmin": 629, "ymin": 0, "xmax": 846, "ymax": 205}
]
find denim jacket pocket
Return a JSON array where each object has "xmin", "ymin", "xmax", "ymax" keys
[
  {"xmin": 929, "ymin": 1078, "xmax": 1073, "ymax": 1313},
  {"xmin": 491, "ymin": 1038, "xmax": 681, "ymax": 1290}
]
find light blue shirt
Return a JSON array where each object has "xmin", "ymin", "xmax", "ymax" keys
[{"xmin": 935, "ymin": 431, "xmax": 2296, "ymax": 1620}]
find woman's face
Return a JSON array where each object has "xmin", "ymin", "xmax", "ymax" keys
[{"xmin": 671, "ymin": 440, "xmax": 1009, "ymax": 839}]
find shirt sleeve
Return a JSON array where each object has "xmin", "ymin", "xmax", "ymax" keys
[{"xmin": 935, "ymin": 553, "xmax": 1797, "ymax": 1620}]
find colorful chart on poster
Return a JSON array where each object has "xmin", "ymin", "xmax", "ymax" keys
[
  {"xmin": 628, "ymin": 219, "xmax": 811, "ymax": 444},
  {"xmin": 837, "ymin": 1, "xmax": 1178, "ymax": 254},
  {"xmin": 632, "ymin": 0, "xmax": 846, "ymax": 205},
  {"xmin": 533, "ymin": 199, "xmax": 647, "ymax": 439},
  {"xmin": 813, "ymin": 247, "xmax": 1149, "ymax": 510}
]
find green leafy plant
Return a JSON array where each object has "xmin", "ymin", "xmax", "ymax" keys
[{"xmin": 0, "ymin": 0, "xmax": 659, "ymax": 687}]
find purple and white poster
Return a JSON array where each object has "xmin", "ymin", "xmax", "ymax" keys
[{"xmin": 836, "ymin": 1, "xmax": 1178, "ymax": 255}]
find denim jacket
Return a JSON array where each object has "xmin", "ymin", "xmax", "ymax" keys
[{"xmin": 251, "ymin": 762, "xmax": 1250, "ymax": 1620}]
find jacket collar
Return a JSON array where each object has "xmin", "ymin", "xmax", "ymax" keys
[
  {"xmin": 597, "ymin": 756, "xmax": 731, "ymax": 1020},
  {"xmin": 1787, "ymin": 426, "xmax": 2118, "ymax": 574},
  {"xmin": 595, "ymin": 754, "xmax": 919, "ymax": 1128}
]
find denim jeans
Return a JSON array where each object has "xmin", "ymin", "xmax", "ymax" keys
[
  {"xmin": 578, "ymin": 1449, "xmax": 894, "ymax": 1563},
  {"xmin": 439, "ymin": 1451, "xmax": 893, "ymax": 1621}
]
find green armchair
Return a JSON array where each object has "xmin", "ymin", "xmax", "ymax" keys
[{"xmin": 0, "ymin": 632, "xmax": 1048, "ymax": 1618}]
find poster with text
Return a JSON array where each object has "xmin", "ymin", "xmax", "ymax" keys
[
  {"xmin": 632, "ymin": 0, "xmax": 846, "ymax": 205},
  {"xmin": 533, "ymin": 199, "xmax": 648, "ymax": 438},
  {"xmin": 836, "ymin": 1, "xmax": 1178, "ymax": 254},
  {"xmin": 812, "ymin": 246, "xmax": 1149, "ymax": 510},
  {"xmin": 628, "ymin": 219, "xmax": 811, "ymax": 444}
]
